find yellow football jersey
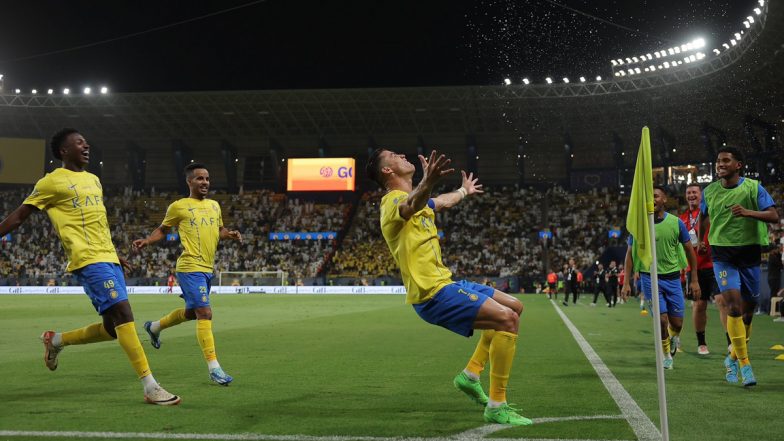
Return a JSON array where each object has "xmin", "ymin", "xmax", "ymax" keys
[
  {"xmin": 162, "ymin": 197, "xmax": 223, "ymax": 273},
  {"xmin": 23, "ymin": 168, "xmax": 119, "ymax": 272},
  {"xmin": 380, "ymin": 189, "xmax": 452, "ymax": 304}
]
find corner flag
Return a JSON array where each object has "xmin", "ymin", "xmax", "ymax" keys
[{"xmin": 626, "ymin": 126, "xmax": 654, "ymax": 268}]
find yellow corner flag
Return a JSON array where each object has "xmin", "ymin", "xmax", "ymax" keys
[{"xmin": 626, "ymin": 127, "xmax": 655, "ymax": 269}]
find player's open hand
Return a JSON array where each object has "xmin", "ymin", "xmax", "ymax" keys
[
  {"xmin": 461, "ymin": 171, "xmax": 484, "ymax": 196},
  {"xmin": 132, "ymin": 238, "xmax": 148, "ymax": 252},
  {"xmin": 119, "ymin": 256, "xmax": 133, "ymax": 275},
  {"xmin": 621, "ymin": 283, "xmax": 631, "ymax": 298},
  {"xmin": 418, "ymin": 150, "xmax": 454, "ymax": 186},
  {"xmin": 730, "ymin": 204, "xmax": 749, "ymax": 217}
]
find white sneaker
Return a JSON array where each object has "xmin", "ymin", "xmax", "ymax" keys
[
  {"xmin": 774, "ymin": 317, "xmax": 784, "ymax": 323},
  {"xmin": 590, "ymin": 303, "xmax": 596, "ymax": 307},
  {"xmin": 144, "ymin": 384, "xmax": 181, "ymax": 406},
  {"xmin": 697, "ymin": 345, "xmax": 710, "ymax": 355},
  {"xmin": 663, "ymin": 355, "xmax": 674, "ymax": 370}
]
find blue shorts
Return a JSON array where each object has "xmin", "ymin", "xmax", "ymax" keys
[
  {"xmin": 176, "ymin": 272, "xmax": 213, "ymax": 309},
  {"xmin": 413, "ymin": 280, "xmax": 495, "ymax": 337},
  {"xmin": 713, "ymin": 262, "xmax": 760, "ymax": 303},
  {"xmin": 74, "ymin": 263, "xmax": 129, "ymax": 314},
  {"xmin": 640, "ymin": 273, "xmax": 685, "ymax": 318}
]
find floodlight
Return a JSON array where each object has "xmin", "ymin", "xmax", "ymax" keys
[
  {"xmin": 747, "ymin": 16, "xmax": 754, "ymax": 23},
  {"xmin": 31, "ymin": 89, "xmax": 37, "ymax": 94},
  {"xmin": 579, "ymin": 76, "xmax": 585, "ymax": 82},
  {"xmin": 522, "ymin": 78, "xmax": 530, "ymax": 85},
  {"xmin": 635, "ymin": 67, "xmax": 641, "ymax": 74},
  {"xmin": 754, "ymin": 7, "xmax": 761, "ymax": 14},
  {"xmin": 595, "ymin": 75, "xmax": 602, "ymax": 81},
  {"xmin": 655, "ymin": 52, "xmax": 661, "ymax": 58},
  {"xmin": 758, "ymin": 0, "xmax": 764, "ymax": 6},
  {"xmin": 627, "ymin": 69, "xmax": 634, "ymax": 75},
  {"xmin": 686, "ymin": 43, "xmax": 694, "ymax": 50},
  {"xmin": 696, "ymin": 52, "xmax": 705, "ymax": 59},
  {"xmin": 47, "ymin": 89, "xmax": 53, "ymax": 94},
  {"xmin": 674, "ymin": 47, "xmax": 681, "ymax": 54},
  {"xmin": 611, "ymin": 60, "xmax": 618, "ymax": 66},
  {"xmin": 649, "ymin": 65, "xmax": 656, "ymax": 71},
  {"xmin": 63, "ymin": 88, "xmax": 70, "ymax": 94},
  {"xmin": 503, "ymin": 78, "xmax": 511, "ymax": 85},
  {"xmin": 562, "ymin": 77, "xmax": 569, "ymax": 83},
  {"xmin": 693, "ymin": 38, "xmax": 706, "ymax": 48},
  {"xmin": 684, "ymin": 57, "xmax": 691, "ymax": 63},
  {"xmin": 680, "ymin": 44, "xmax": 687, "ymax": 51},
  {"xmin": 545, "ymin": 77, "xmax": 553, "ymax": 84},
  {"xmin": 83, "ymin": 87, "xmax": 91, "ymax": 94},
  {"xmin": 734, "ymin": 32, "xmax": 741, "ymax": 40},
  {"xmin": 615, "ymin": 72, "xmax": 621, "ymax": 77},
  {"xmin": 625, "ymin": 58, "xmax": 632, "ymax": 63},
  {"xmin": 743, "ymin": 21, "xmax": 750, "ymax": 28},
  {"xmin": 14, "ymin": 88, "xmax": 20, "ymax": 94},
  {"xmin": 646, "ymin": 53, "xmax": 652, "ymax": 59},
  {"xmin": 663, "ymin": 62, "xmax": 670, "ymax": 68},
  {"xmin": 632, "ymin": 56, "xmax": 639, "ymax": 62},
  {"xmin": 713, "ymin": 49, "xmax": 721, "ymax": 55},
  {"xmin": 668, "ymin": 48, "xmax": 675, "ymax": 55},
  {"xmin": 689, "ymin": 55, "xmax": 696, "ymax": 61},
  {"xmin": 730, "ymin": 39, "xmax": 737, "ymax": 46},
  {"xmin": 723, "ymin": 43, "xmax": 730, "ymax": 49}
]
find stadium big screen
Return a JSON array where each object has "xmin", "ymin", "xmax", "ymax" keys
[{"xmin": 286, "ymin": 158, "xmax": 355, "ymax": 191}]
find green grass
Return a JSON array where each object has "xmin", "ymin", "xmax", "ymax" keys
[{"xmin": 0, "ymin": 294, "xmax": 782, "ymax": 441}]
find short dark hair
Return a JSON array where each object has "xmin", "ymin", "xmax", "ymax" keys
[
  {"xmin": 184, "ymin": 162, "xmax": 208, "ymax": 178},
  {"xmin": 686, "ymin": 183, "xmax": 702, "ymax": 191},
  {"xmin": 50, "ymin": 128, "xmax": 79, "ymax": 160},
  {"xmin": 653, "ymin": 185, "xmax": 668, "ymax": 196},
  {"xmin": 365, "ymin": 148, "xmax": 386, "ymax": 188},
  {"xmin": 718, "ymin": 146, "xmax": 744, "ymax": 164}
]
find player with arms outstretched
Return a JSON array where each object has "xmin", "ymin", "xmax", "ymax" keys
[
  {"xmin": 0, "ymin": 128, "xmax": 180, "ymax": 405},
  {"xmin": 134, "ymin": 163, "xmax": 242, "ymax": 385},
  {"xmin": 366, "ymin": 149, "xmax": 531, "ymax": 426}
]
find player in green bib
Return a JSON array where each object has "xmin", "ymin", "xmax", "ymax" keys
[
  {"xmin": 699, "ymin": 147, "xmax": 778, "ymax": 387},
  {"xmin": 622, "ymin": 187, "xmax": 700, "ymax": 370}
]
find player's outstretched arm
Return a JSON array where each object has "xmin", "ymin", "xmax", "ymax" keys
[
  {"xmin": 219, "ymin": 227, "xmax": 243, "ymax": 243},
  {"xmin": 432, "ymin": 170, "xmax": 483, "ymax": 212},
  {"xmin": 132, "ymin": 225, "xmax": 170, "ymax": 251},
  {"xmin": 399, "ymin": 150, "xmax": 454, "ymax": 220},
  {"xmin": 0, "ymin": 204, "xmax": 37, "ymax": 236}
]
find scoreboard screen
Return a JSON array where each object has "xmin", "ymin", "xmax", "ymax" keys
[{"xmin": 287, "ymin": 158, "xmax": 355, "ymax": 191}]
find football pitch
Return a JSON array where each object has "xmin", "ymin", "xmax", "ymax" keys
[{"xmin": 1, "ymin": 293, "xmax": 781, "ymax": 441}]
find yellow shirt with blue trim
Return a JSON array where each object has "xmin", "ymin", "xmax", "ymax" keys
[
  {"xmin": 23, "ymin": 168, "xmax": 119, "ymax": 272},
  {"xmin": 162, "ymin": 197, "xmax": 223, "ymax": 273},
  {"xmin": 380, "ymin": 189, "xmax": 452, "ymax": 304}
]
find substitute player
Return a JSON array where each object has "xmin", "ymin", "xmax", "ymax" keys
[
  {"xmin": 699, "ymin": 147, "xmax": 778, "ymax": 387},
  {"xmin": 623, "ymin": 186, "xmax": 701, "ymax": 370},
  {"xmin": 134, "ymin": 163, "xmax": 242, "ymax": 386},
  {"xmin": 679, "ymin": 183, "xmax": 721, "ymax": 355},
  {"xmin": 366, "ymin": 149, "xmax": 531, "ymax": 426},
  {"xmin": 0, "ymin": 128, "xmax": 180, "ymax": 405}
]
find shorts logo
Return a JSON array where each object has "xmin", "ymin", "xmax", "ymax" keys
[
  {"xmin": 457, "ymin": 288, "xmax": 478, "ymax": 301},
  {"xmin": 201, "ymin": 295, "xmax": 208, "ymax": 302},
  {"xmin": 721, "ymin": 279, "xmax": 728, "ymax": 286},
  {"xmin": 109, "ymin": 289, "xmax": 118, "ymax": 299},
  {"xmin": 468, "ymin": 294, "xmax": 478, "ymax": 301}
]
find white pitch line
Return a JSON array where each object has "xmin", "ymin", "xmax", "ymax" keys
[
  {"xmin": 0, "ymin": 415, "xmax": 632, "ymax": 441},
  {"xmin": 550, "ymin": 300, "xmax": 660, "ymax": 441}
]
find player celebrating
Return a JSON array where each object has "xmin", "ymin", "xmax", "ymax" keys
[
  {"xmin": 679, "ymin": 184, "xmax": 721, "ymax": 355},
  {"xmin": 134, "ymin": 163, "xmax": 241, "ymax": 386},
  {"xmin": 699, "ymin": 147, "xmax": 778, "ymax": 387},
  {"xmin": 0, "ymin": 128, "xmax": 180, "ymax": 405},
  {"xmin": 623, "ymin": 186, "xmax": 701, "ymax": 370},
  {"xmin": 366, "ymin": 149, "xmax": 531, "ymax": 426}
]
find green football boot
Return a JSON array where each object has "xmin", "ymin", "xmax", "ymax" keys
[
  {"xmin": 483, "ymin": 403, "xmax": 533, "ymax": 426},
  {"xmin": 453, "ymin": 371, "xmax": 488, "ymax": 406}
]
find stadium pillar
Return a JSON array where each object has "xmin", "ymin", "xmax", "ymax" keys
[
  {"xmin": 269, "ymin": 138, "xmax": 285, "ymax": 193},
  {"xmin": 466, "ymin": 135, "xmax": 478, "ymax": 176},
  {"xmin": 220, "ymin": 140, "xmax": 239, "ymax": 194},
  {"xmin": 172, "ymin": 141, "xmax": 193, "ymax": 195},
  {"xmin": 126, "ymin": 142, "xmax": 146, "ymax": 191}
]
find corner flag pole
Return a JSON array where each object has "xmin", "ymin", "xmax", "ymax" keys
[
  {"xmin": 626, "ymin": 126, "xmax": 669, "ymax": 440},
  {"xmin": 647, "ymin": 211, "xmax": 669, "ymax": 441}
]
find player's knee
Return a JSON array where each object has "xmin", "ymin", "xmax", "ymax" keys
[
  {"xmin": 495, "ymin": 308, "xmax": 518, "ymax": 333},
  {"xmin": 509, "ymin": 297, "xmax": 523, "ymax": 316}
]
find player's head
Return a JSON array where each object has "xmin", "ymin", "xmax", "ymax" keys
[
  {"xmin": 716, "ymin": 146, "xmax": 744, "ymax": 179},
  {"xmin": 365, "ymin": 148, "xmax": 415, "ymax": 189},
  {"xmin": 184, "ymin": 162, "xmax": 209, "ymax": 198},
  {"xmin": 653, "ymin": 185, "xmax": 668, "ymax": 212},
  {"xmin": 685, "ymin": 183, "xmax": 702, "ymax": 209},
  {"xmin": 609, "ymin": 260, "xmax": 616, "ymax": 268},
  {"xmin": 50, "ymin": 128, "xmax": 88, "ymax": 166}
]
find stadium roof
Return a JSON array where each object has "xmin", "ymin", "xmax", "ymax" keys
[{"xmin": 0, "ymin": 0, "xmax": 781, "ymax": 186}]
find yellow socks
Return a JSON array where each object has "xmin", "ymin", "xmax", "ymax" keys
[
  {"xmin": 662, "ymin": 337, "xmax": 671, "ymax": 356},
  {"xmin": 466, "ymin": 330, "xmax": 495, "ymax": 377},
  {"xmin": 488, "ymin": 331, "xmax": 517, "ymax": 403},
  {"xmin": 196, "ymin": 319, "xmax": 217, "ymax": 364},
  {"xmin": 159, "ymin": 308, "xmax": 188, "ymax": 330},
  {"xmin": 727, "ymin": 316, "xmax": 749, "ymax": 365},
  {"xmin": 115, "ymin": 322, "xmax": 152, "ymax": 378},
  {"xmin": 667, "ymin": 325, "xmax": 680, "ymax": 339},
  {"xmin": 61, "ymin": 322, "xmax": 114, "ymax": 345}
]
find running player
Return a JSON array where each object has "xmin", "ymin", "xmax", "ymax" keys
[
  {"xmin": 0, "ymin": 128, "xmax": 180, "ymax": 405},
  {"xmin": 699, "ymin": 147, "xmax": 778, "ymax": 386},
  {"xmin": 134, "ymin": 163, "xmax": 242, "ymax": 385}
]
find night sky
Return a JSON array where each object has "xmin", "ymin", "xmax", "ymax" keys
[{"xmin": 0, "ymin": 0, "xmax": 755, "ymax": 93}]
